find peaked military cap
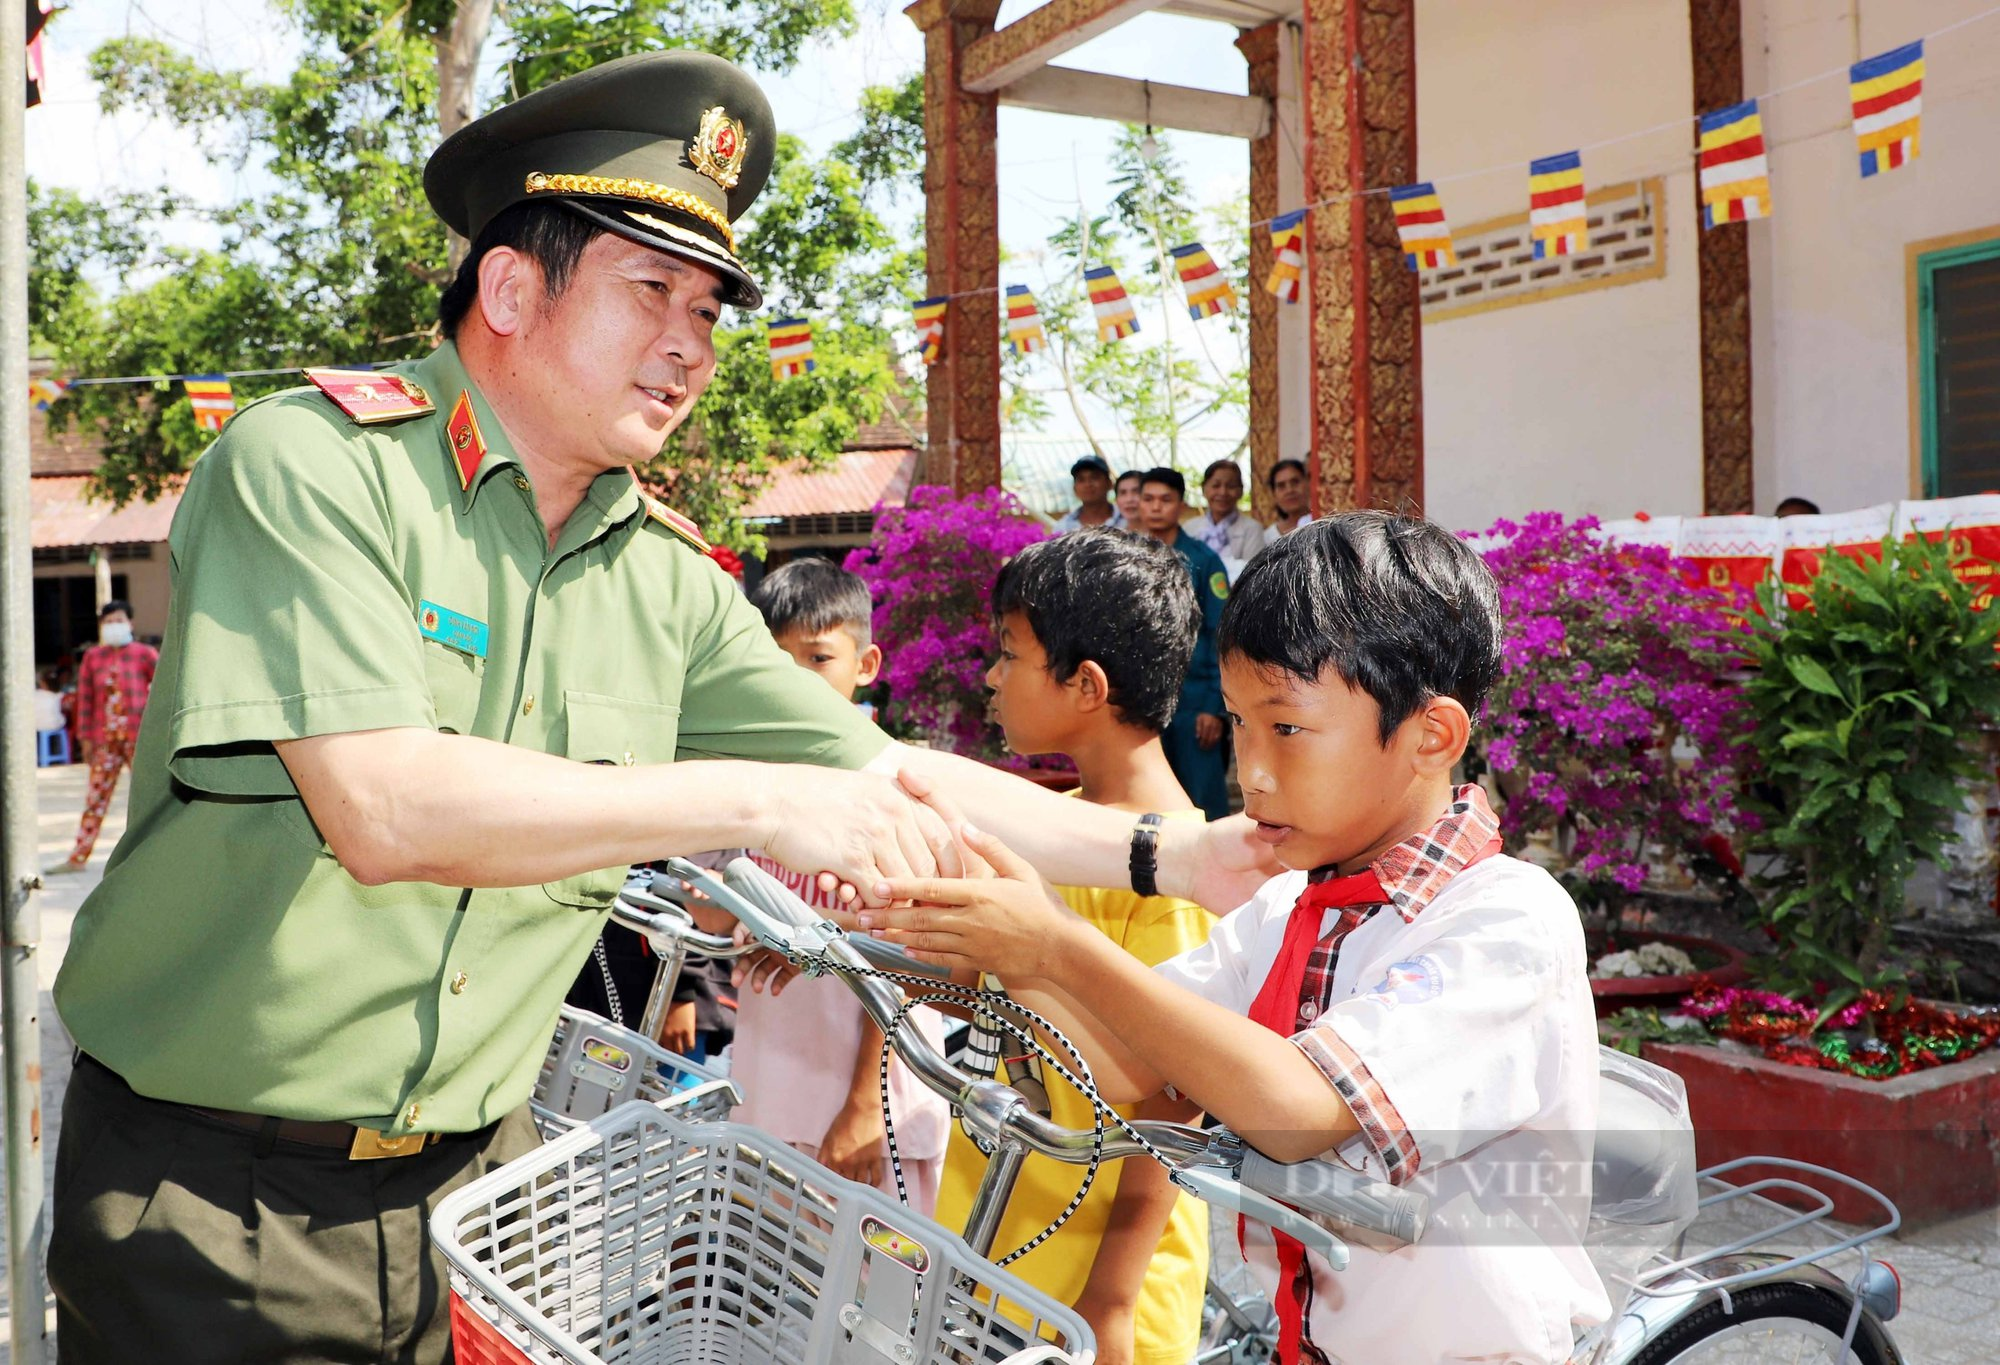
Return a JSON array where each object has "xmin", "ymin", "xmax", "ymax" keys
[{"xmin": 424, "ymin": 50, "xmax": 775, "ymax": 309}]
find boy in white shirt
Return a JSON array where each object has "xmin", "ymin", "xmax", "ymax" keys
[{"xmin": 865, "ymin": 512, "xmax": 1608, "ymax": 1363}]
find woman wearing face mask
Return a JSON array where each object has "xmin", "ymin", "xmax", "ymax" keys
[{"xmin": 58, "ymin": 600, "xmax": 158, "ymax": 873}]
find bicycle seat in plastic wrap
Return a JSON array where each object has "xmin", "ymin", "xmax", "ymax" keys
[{"xmin": 1586, "ymin": 1046, "xmax": 1699, "ymax": 1315}]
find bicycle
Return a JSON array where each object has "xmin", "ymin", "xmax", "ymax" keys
[{"xmin": 448, "ymin": 858, "xmax": 1908, "ymax": 1365}]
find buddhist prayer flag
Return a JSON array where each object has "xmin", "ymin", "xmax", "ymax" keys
[
  {"xmin": 184, "ymin": 375, "xmax": 235, "ymax": 431},
  {"xmin": 1527, "ymin": 151, "xmax": 1588, "ymax": 258},
  {"xmin": 28, "ymin": 376, "xmax": 68, "ymax": 410},
  {"xmin": 767, "ymin": 317, "xmax": 815, "ymax": 380},
  {"xmin": 912, "ymin": 295, "xmax": 948, "ymax": 366},
  {"xmin": 1004, "ymin": 285, "xmax": 1047, "ymax": 355},
  {"xmin": 1266, "ymin": 209, "xmax": 1305, "ymax": 303},
  {"xmin": 1851, "ymin": 40, "xmax": 1922, "ymax": 177},
  {"xmin": 1389, "ymin": 182, "xmax": 1456, "ymax": 271},
  {"xmin": 1085, "ymin": 266, "xmax": 1139, "ymax": 342},
  {"xmin": 1170, "ymin": 241, "xmax": 1237, "ymax": 320},
  {"xmin": 1697, "ymin": 99, "xmax": 1771, "ymax": 228}
]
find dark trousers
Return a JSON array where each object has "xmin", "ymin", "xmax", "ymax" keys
[
  {"xmin": 48, "ymin": 1056, "xmax": 540, "ymax": 1365},
  {"xmin": 1164, "ymin": 708, "xmax": 1231, "ymax": 821}
]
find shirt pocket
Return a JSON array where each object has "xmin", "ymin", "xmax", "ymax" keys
[
  {"xmin": 542, "ymin": 690, "xmax": 682, "ymax": 911},
  {"xmin": 421, "ymin": 640, "xmax": 485, "ymax": 736}
]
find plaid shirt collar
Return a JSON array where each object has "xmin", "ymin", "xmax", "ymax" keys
[{"xmin": 1309, "ymin": 783, "xmax": 1501, "ymax": 924}]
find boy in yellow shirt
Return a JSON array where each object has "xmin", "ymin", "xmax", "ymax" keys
[{"xmin": 933, "ymin": 529, "xmax": 1212, "ymax": 1365}]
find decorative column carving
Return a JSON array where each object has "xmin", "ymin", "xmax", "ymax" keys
[
  {"xmin": 1691, "ymin": 0, "xmax": 1753, "ymax": 514},
  {"xmin": 907, "ymin": 0, "xmax": 1005, "ymax": 493},
  {"xmin": 1237, "ymin": 21, "xmax": 1281, "ymax": 522},
  {"xmin": 1299, "ymin": 0, "xmax": 1422, "ymax": 515}
]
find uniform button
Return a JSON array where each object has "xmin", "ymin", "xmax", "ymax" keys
[
  {"xmin": 513, "ymin": 475, "xmax": 531, "ymax": 491},
  {"xmin": 522, "ymin": 695, "xmax": 535, "ymax": 715},
  {"xmin": 450, "ymin": 971, "xmax": 469, "ymax": 995},
  {"xmin": 405, "ymin": 1103, "xmax": 421, "ymax": 1126}
]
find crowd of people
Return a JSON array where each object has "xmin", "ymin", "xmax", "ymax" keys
[{"xmin": 38, "ymin": 47, "xmax": 1610, "ymax": 1365}]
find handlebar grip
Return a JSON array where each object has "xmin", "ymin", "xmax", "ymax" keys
[
  {"xmin": 1237, "ymin": 1149, "xmax": 1428, "ymax": 1247},
  {"xmin": 721, "ymin": 857, "xmax": 825, "ymax": 929},
  {"xmin": 659, "ymin": 857, "xmax": 815, "ymax": 949}
]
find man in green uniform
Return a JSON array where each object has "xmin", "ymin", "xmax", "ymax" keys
[{"xmin": 49, "ymin": 50, "xmax": 1272, "ymax": 1363}]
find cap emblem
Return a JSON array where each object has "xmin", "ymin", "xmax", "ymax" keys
[{"xmin": 690, "ymin": 105, "xmax": 749, "ymax": 190}]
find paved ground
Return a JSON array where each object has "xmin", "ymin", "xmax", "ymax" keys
[{"xmin": 0, "ymin": 764, "xmax": 1996, "ymax": 1362}]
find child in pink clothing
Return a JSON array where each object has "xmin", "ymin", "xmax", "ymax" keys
[{"xmin": 718, "ymin": 560, "xmax": 948, "ymax": 1208}]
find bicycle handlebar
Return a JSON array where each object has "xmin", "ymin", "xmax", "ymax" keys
[{"xmin": 656, "ymin": 855, "xmax": 1428, "ymax": 1264}]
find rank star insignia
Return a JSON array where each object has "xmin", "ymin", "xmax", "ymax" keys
[{"xmin": 690, "ymin": 105, "xmax": 748, "ymax": 190}]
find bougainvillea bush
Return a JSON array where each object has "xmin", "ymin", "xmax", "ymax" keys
[
  {"xmin": 845, "ymin": 486, "xmax": 1046, "ymax": 757},
  {"xmin": 1472, "ymin": 512, "xmax": 1756, "ymax": 896}
]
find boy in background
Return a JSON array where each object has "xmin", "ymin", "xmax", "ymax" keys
[
  {"xmin": 729, "ymin": 559, "xmax": 951, "ymax": 1208},
  {"xmin": 934, "ymin": 530, "xmax": 1212, "ymax": 1365},
  {"xmin": 870, "ymin": 515, "xmax": 1607, "ymax": 1364}
]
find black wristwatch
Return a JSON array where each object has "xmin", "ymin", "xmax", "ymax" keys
[{"xmin": 1129, "ymin": 813, "xmax": 1164, "ymax": 896}]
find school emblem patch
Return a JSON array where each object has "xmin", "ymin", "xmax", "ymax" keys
[
  {"xmin": 1209, "ymin": 571, "xmax": 1229, "ymax": 601},
  {"xmin": 1365, "ymin": 956, "xmax": 1442, "ymax": 1007},
  {"xmin": 690, "ymin": 105, "xmax": 749, "ymax": 190}
]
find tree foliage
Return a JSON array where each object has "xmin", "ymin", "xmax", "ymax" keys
[{"xmin": 31, "ymin": 0, "xmax": 921, "ymax": 549}]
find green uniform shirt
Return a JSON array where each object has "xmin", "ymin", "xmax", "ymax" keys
[{"xmin": 54, "ymin": 342, "xmax": 886, "ymax": 1135}]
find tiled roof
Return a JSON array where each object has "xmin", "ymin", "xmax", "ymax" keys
[
  {"xmin": 742, "ymin": 447, "xmax": 918, "ymax": 520},
  {"xmin": 30, "ymin": 475, "xmax": 182, "ymax": 549}
]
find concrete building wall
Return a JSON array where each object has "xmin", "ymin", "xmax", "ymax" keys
[
  {"xmin": 1414, "ymin": 0, "xmax": 1704, "ymax": 532},
  {"xmin": 1750, "ymin": 0, "xmax": 2000, "ymax": 514},
  {"xmin": 1401, "ymin": 0, "xmax": 2000, "ymax": 529}
]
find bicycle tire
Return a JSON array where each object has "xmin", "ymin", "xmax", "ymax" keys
[{"xmin": 1623, "ymin": 1281, "xmax": 1897, "ymax": 1365}]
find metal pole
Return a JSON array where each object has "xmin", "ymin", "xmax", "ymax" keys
[{"xmin": 0, "ymin": 0, "xmax": 49, "ymax": 1354}]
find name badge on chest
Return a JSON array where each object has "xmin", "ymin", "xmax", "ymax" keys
[{"xmin": 417, "ymin": 600, "xmax": 489, "ymax": 659}]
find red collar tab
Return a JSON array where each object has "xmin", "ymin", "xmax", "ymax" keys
[
  {"xmin": 644, "ymin": 496, "xmax": 710, "ymax": 553},
  {"xmin": 304, "ymin": 369, "xmax": 434, "ymax": 425},
  {"xmin": 444, "ymin": 391, "xmax": 486, "ymax": 490}
]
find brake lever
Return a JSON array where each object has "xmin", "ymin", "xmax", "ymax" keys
[{"xmin": 661, "ymin": 857, "xmax": 845, "ymax": 962}]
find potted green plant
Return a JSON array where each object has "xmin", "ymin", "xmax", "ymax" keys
[{"xmin": 1642, "ymin": 534, "xmax": 2000, "ymax": 1225}]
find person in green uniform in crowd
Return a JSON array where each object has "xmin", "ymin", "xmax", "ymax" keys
[
  {"xmin": 47, "ymin": 51, "xmax": 1273, "ymax": 1364},
  {"xmin": 1136, "ymin": 467, "xmax": 1233, "ymax": 821}
]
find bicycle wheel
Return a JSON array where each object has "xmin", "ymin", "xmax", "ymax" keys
[{"xmin": 1625, "ymin": 1282, "xmax": 1897, "ymax": 1365}]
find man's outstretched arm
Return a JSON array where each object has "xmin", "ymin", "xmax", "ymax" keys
[
  {"xmin": 876, "ymin": 747, "xmax": 1277, "ymax": 914},
  {"xmin": 278, "ymin": 726, "xmax": 954, "ymax": 897}
]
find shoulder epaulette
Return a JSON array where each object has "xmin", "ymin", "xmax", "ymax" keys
[
  {"xmin": 643, "ymin": 495, "xmax": 711, "ymax": 553},
  {"xmin": 303, "ymin": 368, "xmax": 436, "ymax": 425}
]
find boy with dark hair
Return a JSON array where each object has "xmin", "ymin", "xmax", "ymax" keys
[
  {"xmin": 1137, "ymin": 467, "xmax": 1231, "ymax": 820},
  {"xmin": 935, "ymin": 529, "xmax": 1212, "ymax": 1365},
  {"xmin": 869, "ymin": 513, "xmax": 1607, "ymax": 1364},
  {"xmin": 730, "ymin": 558, "xmax": 951, "ymax": 1206}
]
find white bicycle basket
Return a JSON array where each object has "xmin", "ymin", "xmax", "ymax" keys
[
  {"xmin": 531, "ymin": 1006, "xmax": 740, "ymax": 1139},
  {"xmin": 433, "ymin": 1101, "xmax": 1095, "ymax": 1365}
]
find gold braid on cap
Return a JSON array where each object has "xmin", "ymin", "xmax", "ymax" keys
[{"xmin": 523, "ymin": 172, "xmax": 733, "ymax": 250}]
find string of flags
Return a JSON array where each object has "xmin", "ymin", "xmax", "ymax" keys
[{"xmin": 24, "ymin": 17, "xmax": 1978, "ymax": 399}]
